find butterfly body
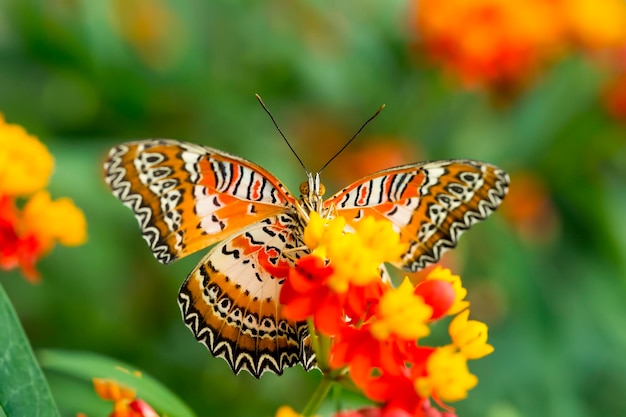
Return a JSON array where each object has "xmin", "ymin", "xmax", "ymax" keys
[{"xmin": 104, "ymin": 139, "xmax": 509, "ymax": 377}]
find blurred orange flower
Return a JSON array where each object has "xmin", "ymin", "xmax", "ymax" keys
[
  {"xmin": 500, "ymin": 171, "xmax": 559, "ymax": 243},
  {"xmin": 411, "ymin": 0, "xmax": 626, "ymax": 88},
  {"xmin": 111, "ymin": 0, "xmax": 184, "ymax": 70},
  {"xmin": 412, "ymin": 0, "xmax": 564, "ymax": 86},
  {"xmin": 328, "ymin": 138, "xmax": 419, "ymax": 188},
  {"xmin": 604, "ymin": 72, "xmax": 626, "ymax": 120}
]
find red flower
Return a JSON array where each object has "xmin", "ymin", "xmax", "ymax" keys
[
  {"xmin": 280, "ymin": 254, "xmax": 390, "ymax": 336},
  {"xmin": 413, "ymin": 279, "xmax": 456, "ymax": 320},
  {"xmin": 280, "ymin": 254, "xmax": 346, "ymax": 335},
  {"xmin": 0, "ymin": 196, "xmax": 41, "ymax": 281}
]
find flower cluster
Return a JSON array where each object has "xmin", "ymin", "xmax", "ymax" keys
[
  {"xmin": 77, "ymin": 379, "xmax": 159, "ymax": 417},
  {"xmin": 411, "ymin": 0, "xmax": 626, "ymax": 88},
  {"xmin": 0, "ymin": 114, "xmax": 86, "ymax": 282},
  {"xmin": 280, "ymin": 213, "xmax": 493, "ymax": 417}
]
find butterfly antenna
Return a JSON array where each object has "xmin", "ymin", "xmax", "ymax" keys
[
  {"xmin": 256, "ymin": 94, "xmax": 308, "ymax": 174},
  {"xmin": 319, "ymin": 104, "xmax": 385, "ymax": 173}
]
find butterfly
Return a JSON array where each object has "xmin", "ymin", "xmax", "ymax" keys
[{"xmin": 104, "ymin": 134, "xmax": 509, "ymax": 378}]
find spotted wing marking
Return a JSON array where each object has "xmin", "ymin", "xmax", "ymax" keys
[
  {"xmin": 402, "ymin": 161, "xmax": 509, "ymax": 271},
  {"xmin": 177, "ymin": 213, "xmax": 314, "ymax": 377},
  {"xmin": 325, "ymin": 160, "xmax": 510, "ymax": 272},
  {"xmin": 105, "ymin": 143, "xmax": 179, "ymax": 263}
]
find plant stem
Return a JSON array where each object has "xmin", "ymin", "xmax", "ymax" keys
[{"xmin": 301, "ymin": 375, "xmax": 334, "ymax": 417}]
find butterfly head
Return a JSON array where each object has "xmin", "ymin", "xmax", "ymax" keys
[
  {"xmin": 299, "ymin": 172, "xmax": 325, "ymax": 198},
  {"xmin": 299, "ymin": 172, "xmax": 326, "ymax": 213}
]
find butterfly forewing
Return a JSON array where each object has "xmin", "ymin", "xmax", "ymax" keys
[
  {"xmin": 324, "ymin": 160, "xmax": 509, "ymax": 272},
  {"xmin": 178, "ymin": 213, "xmax": 313, "ymax": 377},
  {"xmin": 104, "ymin": 139, "xmax": 297, "ymax": 264}
]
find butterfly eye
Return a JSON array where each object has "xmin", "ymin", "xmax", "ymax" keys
[
  {"xmin": 299, "ymin": 181, "xmax": 325, "ymax": 196},
  {"xmin": 299, "ymin": 181, "xmax": 310, "ymax": 195}
]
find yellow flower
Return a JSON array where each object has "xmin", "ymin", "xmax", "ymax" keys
[
  {"xmin": 449, "ymin": 309, "xmax": 494, "ymax": 360},
  {"xmin": 563, "ymin": 0, "xmax": 626, "ymax": 49},
  {"xmin": 415, "ymin": 345, "xmax": 478, "ymax": 402},
  {"xmin": 304, "ymin": 214, "xmax": 406, "ymax": 293},
  {"xmin": 0, "ymin": 114, "xmax": 54, "ymax": 196},
  {"xmin": 370, "ymin": 277, "xmax": 432, "ymax": 341},
  {"xmin": 303, "ymin": 211, "xmax": 328, "ymax": 249},
  {"xmin": 22, "ymin": 190, "xmax": 87, "ymax": 252},
  {"xmin": 351, "ymin": 216, "xmax": 407, "ymax": 263},
  {"xmin": 275, "ymin": 406, "xmax": 313, "ymax": 417},
  {"xmin": 425, "ymin": 266, "xmax": 469, "ymax": 315}
]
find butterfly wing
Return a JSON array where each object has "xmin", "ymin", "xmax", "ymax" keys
[
  {"xmin": 104, "ymin": 139, "xmax": 297, "ymax": 263},
  {"xmin": 324, "ymin": 160, "xmax": 509, "ymax": 272},
  {"xmin": 178, "ymin": 212, "xmax": 314, "ymax": 377}
]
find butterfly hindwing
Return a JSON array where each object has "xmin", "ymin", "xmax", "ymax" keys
[
  {"xmin": 178, "ymin": 213, "xmax": 313, "ymax": 377},
  {"xmin": 104, "ymin": 139, "xmax": 297, "ymax": 264},
  {"xmin": 324, "ymin": 160, "xmax": 509, "ymax": 272}
]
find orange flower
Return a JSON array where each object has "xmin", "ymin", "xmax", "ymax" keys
[
  {"xmin": 412, "ymin": 0, "xmax": 565, "ymax": 86},
  {"xmin": 92, "ymin": 379, "xmax": 159, "ymax": 417},
  {"xmin": 500, "ymin": 171, "xmax": 559, "ymax": 244},
  {"xmin": 22, "ymin": 191, "xmax": 87, "ymax": 251},
  {"xmin": 327, "ymin": 139, "xmax": 419, "ymax": 189},
  {"xmin": 110, "ymin": 0, "xmax": 184, "ymax": 69}
]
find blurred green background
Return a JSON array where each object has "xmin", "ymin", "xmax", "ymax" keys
[{"xmin": 1, "ymin": 0, "xmax": 626, "ymax": 416}]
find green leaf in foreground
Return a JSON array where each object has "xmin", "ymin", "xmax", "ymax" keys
[
  {"xmin": 39, "ymin": 349, "xmax": 197, "ymax": 417},
  {"xmin": 0, "ymin": 283, "xmax": 61, "ymax": 417}
]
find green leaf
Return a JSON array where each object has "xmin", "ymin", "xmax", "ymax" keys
[
  {"xmin": 39, "ymin": 349, "xmax": 197, "ymax": 417},
  {"xmin": 0, "ymin": 283, "xmax": 61, "ymax": 417}
]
